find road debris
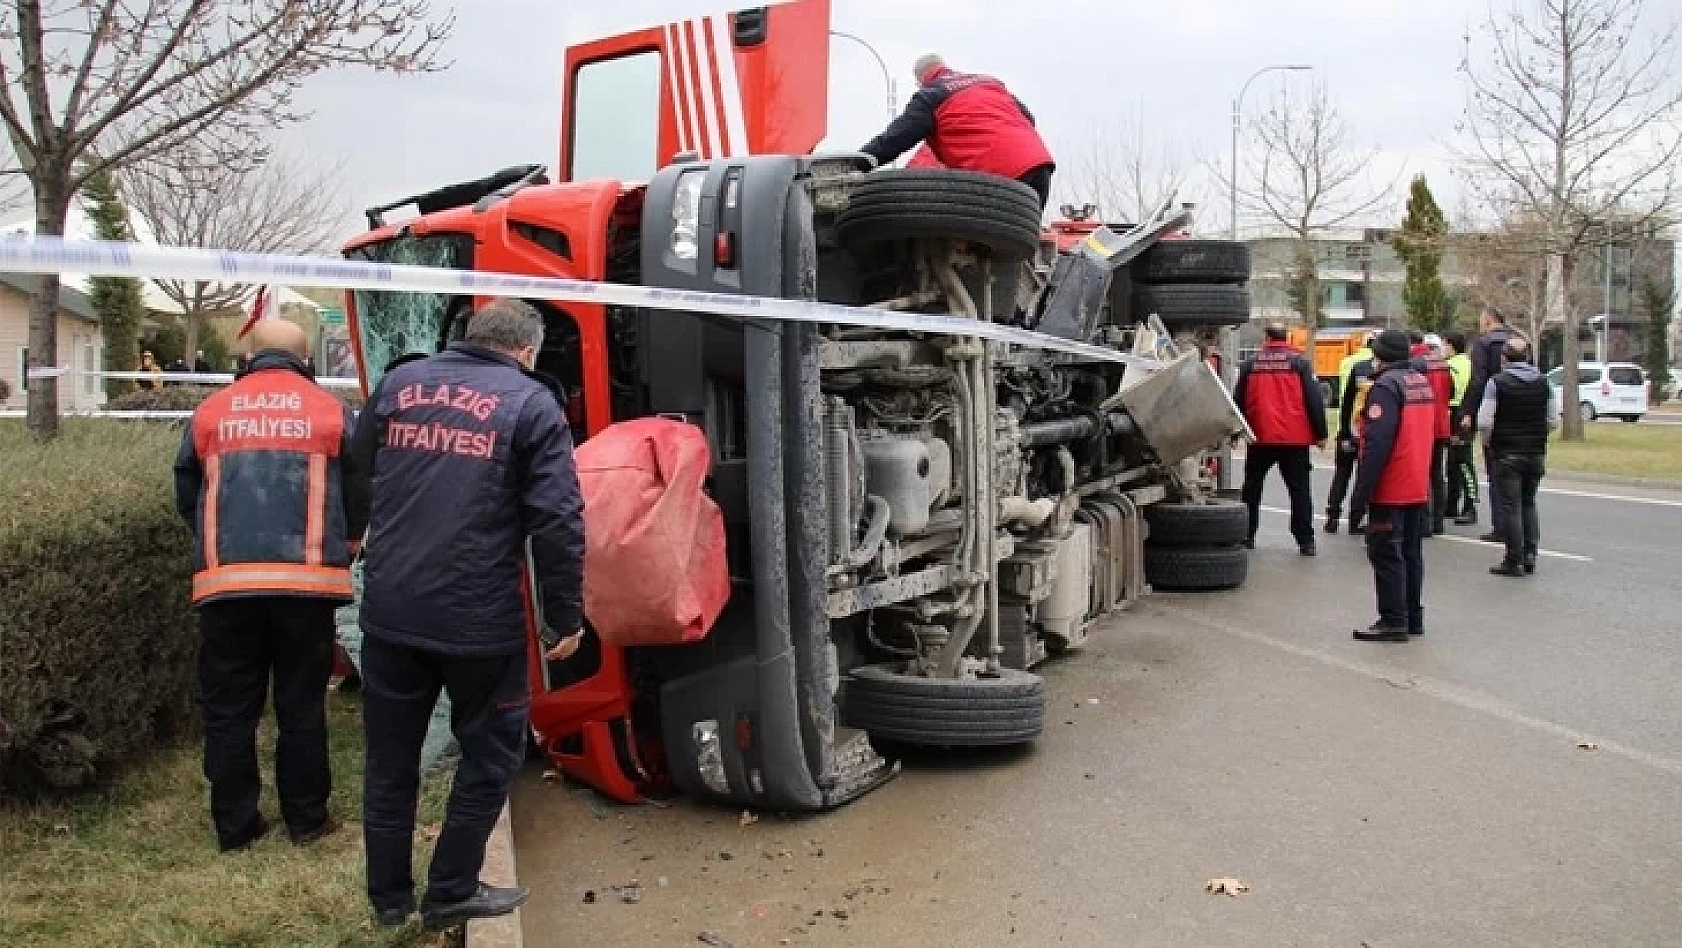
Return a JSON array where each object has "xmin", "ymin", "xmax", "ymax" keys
[
  {"xmin": 739, "ymin": 810, "xmax": 759, "ymax": 826},
  {"xmin": 1204, "ymin": 877, "xmax": 1251, "ymax": 896},
  {"xmin": 612, "ymin": 880, "xmax": 643, "ymax": 904},
  {"xmin": 697, "ymin": 933, "xmax": 732, "ymax": 947},
  {"xmin": 419, "ymin": 823, "xmax": 441, "ymax": 841},
  {"xmin": 541, "ymin": 768, "xmax": 562, "ymax": 783},
  {"xmin": 582, "ymin": 890, "xmax": 597, "ymax": 904},
  {"xmin": 1577, "ymin": 741, "xmax": 1600, "ymax": 751}
]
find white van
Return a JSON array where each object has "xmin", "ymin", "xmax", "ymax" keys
[{"xmin": 1546, "ymin": 362, "xmax": 1646, "ymax": 423}]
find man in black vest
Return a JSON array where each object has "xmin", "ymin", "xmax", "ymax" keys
[{"xmin": 1475, "ymin": 336, "xmax": 1558, "ymax": 577}]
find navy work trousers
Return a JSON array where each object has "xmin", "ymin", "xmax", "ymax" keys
[
  {"xmin": 361, "ymin": 633, "xmax": 529, "ymax": 913},
  {"xmin": 1365, "ymin": 503, "xmax": 1427, "ymax": 631},
  {"xmin": 198, "ymin": 597, "xmax": 336, "ymax": 850}
]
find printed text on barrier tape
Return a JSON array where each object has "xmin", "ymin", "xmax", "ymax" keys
[
  {"xmin": 26, "ymin": 367, "xmax": 361, "ymax": 388},
  {"xmin": 0, "ymin": 238, "xmax": 1159, "ymax": 368}
]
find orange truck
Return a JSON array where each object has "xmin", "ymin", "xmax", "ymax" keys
[{"xmin": 1287, "ymin": 326, "xmax": 1372, "ymax": 405}]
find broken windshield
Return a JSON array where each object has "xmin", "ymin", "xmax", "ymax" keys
[{"xmin": 345, "ymin": 232, "xmax": 474, "ymax": 390}]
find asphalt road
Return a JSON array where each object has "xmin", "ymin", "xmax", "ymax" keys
[{"xmin": 509, "ymin": 470, "xmax": 1682, "ymax": 948}]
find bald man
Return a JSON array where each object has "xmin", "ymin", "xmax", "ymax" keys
[
  {"xmin": 859, "ymin": 53, "xmax": 1056, "ymax": 208},
  {"xmin": 174, "ymin": 319, "xmax": 370, "ymax": 852}
]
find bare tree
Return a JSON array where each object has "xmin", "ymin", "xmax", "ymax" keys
[
  {"xmin": 1456, "ymin": 0, "xmax": 1682, "ymax": 440},
  {"xmin": 120, "ymin": 145, "xmax": 350, "ymax": 358},
  {"xmin": 1054, "ymin": 107, "xmax": 1196, "ymax": 225},
  {"xmin": 0, "ymin": 1, "xmax": 453, "ymax": 440},
  {"xmin": 1235, "ymin": 80, "xmax": 1395, "ymax": 343}
]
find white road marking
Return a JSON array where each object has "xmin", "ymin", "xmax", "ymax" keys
[
  {"xmin": 1256, "ymin": 505, "xmax": 1593, "ymax": 562},
  {"xmin": 1158, "ymin": 603, "xmax": 1682, "ymax": 780},
  {"xmin": 1235, "ymin": 454, "xmax": 1682, "ymax": 508}
]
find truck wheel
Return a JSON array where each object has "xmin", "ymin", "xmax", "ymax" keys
[
  {"xmin": 1144, "ymin": 545, "xmax": 1248, "ymax": 592},
  {"xmin": 838, "ymin": 169, "xmax": 1045, "ymax": 259},
  {"xmin": 1131, "ymin": 240, "xmax": 1251, "ymax": 284},
  {"xmin": 1144, "ymin": 498, "xmax": 1248, "ymax": 547},
  {"xmin": 842, "ymin": 664, "xmax": 1046, "ymax": 747},
  {"xmin": 1131, "ymin": 284, "xmax": 1251, "ymax": 328}
]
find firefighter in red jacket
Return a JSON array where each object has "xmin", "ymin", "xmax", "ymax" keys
[
  {"xmin": 1352, "ymin": 329, "xmax": 1437, "ymax": 642},
  {"xmin": 859, "ymin": 53, "xmax": 1056, "ymax": 209},
  {"xmin": 1414, "ymin": 332, "xmax": 1457, "ymax": 535},
  {"xmin": 173, "ymin": 319, "xmax": 369, "ymax": 851},
  {"xmin": 1232, "ymin": 322, "xmax": 1328, "ymax": 555}
]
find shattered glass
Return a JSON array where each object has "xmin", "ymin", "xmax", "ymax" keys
[{"xmin": 345, "ymin": 233, "xmax": 473, "ymax": 390}]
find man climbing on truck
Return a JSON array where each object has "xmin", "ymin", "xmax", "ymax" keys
[{"xmin": 858, "ymin": 53, "xmax": 1056, "ymax": 209}]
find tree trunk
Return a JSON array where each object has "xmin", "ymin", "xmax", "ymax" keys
[
  {"xmin": 26, "ymin": 179, "xmax": 70, "ymax": 441},
  {"xmin": 1552, "ymin": 251, "xmax": 1584, "ymax": 441},
  {"xmin": 185, "ymin": 309, "xmax": 201, "ymax": 369}
]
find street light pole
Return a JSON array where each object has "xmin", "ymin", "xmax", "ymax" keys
[
  {"xmin": 1230, "ymin": 64, "xmax": 1313, "ymax": 241},
  {"xmin": 831, "ymin": 30, "xmax": 897, "ymax": 123}
]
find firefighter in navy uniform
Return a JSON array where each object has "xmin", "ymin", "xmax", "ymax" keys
[
  {"xmin": 351, "ymin": 299, "xmax": 586, "ymax": 931},
  {"xmin": 173, "ymin": 319, "xmax": 369, "ymax": 852},
  {"xmin": 1351, "ymin": 329, "xmax": 1438, "ymax": 642},
  {"xmin": 1233, "ymin": 322, "xmax": 1328, "ymax": 555}
]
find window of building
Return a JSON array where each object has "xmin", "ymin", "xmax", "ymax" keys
[{"xmin": 83, "ymin": 341, "xmax": 98, "ymax": 396}]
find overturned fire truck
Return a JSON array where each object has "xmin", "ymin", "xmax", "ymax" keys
[{"xmin": 341, "ymin": 0, "xmax": 1256, "ymax": 813}]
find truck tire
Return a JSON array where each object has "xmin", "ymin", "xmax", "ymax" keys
[
  {"xmin": 838, "ymin": 169, "xmax": 1044, "ymax": 259},
  {"xmin": 1131, "ymin": 284, "xmax": 1251, "ymax": 328},
  {"xmin": 1144, "ymin": 545, "xmax": 1248, "ymax": 591},
  {"xmin": 1144, "ymin": 499, "xmax": 1248, "ymax": 547},
  {"xmin": 842, "ymin": 664, "xmax": 1046, "ymax": 747},
  {"xmin": 1131, "ymin": 240, "xmax": 1251, "ymax": 284}
]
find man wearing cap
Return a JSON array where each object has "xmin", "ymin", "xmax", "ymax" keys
[
  {"xmin": 859, "ymin": 54, "xmax": 1056, "ymax": 210},
  {"xmin": 1442, "ymin": 331, "xmax": 1479, "ymax": 525},
  {"xmin": 1351, "ymin": 329, "xmax": 1437, "ymax": 642},
  {"xmin": 1324, "ymin": 331, "xmax": 1376, "ymax": 535},
  {"xmin": 1233, "ymin": 321, "xmax": 1327, "ymax": 555}
]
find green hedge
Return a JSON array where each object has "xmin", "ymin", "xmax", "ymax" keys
[
  {"xmin": 0, "ymin": 421, "xmax": 198, "ymax": 795},
  {"xmin": 107, "ymin": 382, "xmax": 364, "ymax": 413}
]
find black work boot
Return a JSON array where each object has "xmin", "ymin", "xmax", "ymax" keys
[
  {"xmin": 421, "ymin": 884, "xmax": 531, "ymax": 931},
  {"xmin": 1523, "ymin": 554, "xmax": 1537, "ymax": 575},
  {"xmin": 1489, "ymin": 561, "xmax": 1526, "ymax": 577},
  {"xmin": 1348, "ymin": 518, "xmax": 1366, "ymax": 536},
  {"xmin": 1353, "ymin": 621, "xmax": 1410, "ymax": 642},
  {"xmin": 1323, "ymin": 513, "xmax": 1340, "ymax": 534},
  {"xmin": 375, "ymin": 901, "xmax": 416, "ymax": 928}
]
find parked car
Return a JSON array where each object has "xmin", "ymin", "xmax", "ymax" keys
[{"xmin": 1546, "ymin": 361, "xmax": 1646, "ymax": 423}]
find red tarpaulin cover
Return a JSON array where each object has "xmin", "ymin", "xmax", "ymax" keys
[{"xmin": 575, "ymin": 417, "xmax": 730, "ymax": 647}]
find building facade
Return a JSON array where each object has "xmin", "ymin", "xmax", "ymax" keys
[{"xmin": 1, "ymin": 273, "xmax": 106, "ymax": 414}]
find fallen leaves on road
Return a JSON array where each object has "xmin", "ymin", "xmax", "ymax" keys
[
  {"xmin": 739, "ymin": 810, "xmax": 759, "ymax": 826},
  {"xmin": 1577, "ymin": 741, "xmax": 1600, "ymax": 751},
  {"xmin": 1204, "ymin": 877, "xmax": 1251, "ymax": 896}
]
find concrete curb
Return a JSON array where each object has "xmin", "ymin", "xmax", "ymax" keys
[{"xmin": 465, "ymin": 802, "xmax": 522, "ymax": 948}]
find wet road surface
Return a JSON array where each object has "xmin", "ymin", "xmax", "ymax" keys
[{"xmin": 511, "ymin": 472, "xmax": 1682, "ymax": 947}]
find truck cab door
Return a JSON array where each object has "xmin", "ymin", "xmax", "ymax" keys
[{"xmin": 558, "ymin": 0, "xmax": 832, "ymax": 183}]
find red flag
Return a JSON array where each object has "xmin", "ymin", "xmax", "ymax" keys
[{"xmin": 236, "ymin": 285, "xmax": 278, "ymax": 340}]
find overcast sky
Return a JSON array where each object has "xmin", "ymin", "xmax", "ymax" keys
[{"xmin": 245, "ymin": 0, "xmax": 1664, "ymax": 244}]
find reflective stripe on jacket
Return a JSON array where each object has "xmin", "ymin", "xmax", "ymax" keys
[{"xmin": 174, "ymin": 351, "xmax": 367, "ymax": 605}]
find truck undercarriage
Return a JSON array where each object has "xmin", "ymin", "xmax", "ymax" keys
[{"xmin": 343, "ymin": 154, "xmax": 1254, "ymax": 813}]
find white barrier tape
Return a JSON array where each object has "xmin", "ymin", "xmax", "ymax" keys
[
  {"xmin": 0, "ymin": 237, "xmax": 1155, "ymax": 367},
  {"xmin": 25, "ymin": 367, "xmax": 361, "ymax": 388}
]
